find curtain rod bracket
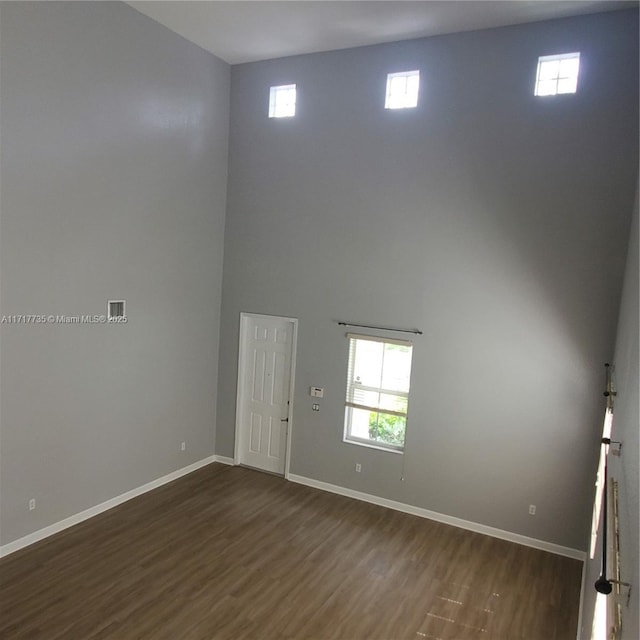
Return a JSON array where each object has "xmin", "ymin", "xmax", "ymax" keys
[
  {"xmin": 602, "ymin": 437, "xmax": 623, "ymax": 456},
  {"xmin": 595, "ymin": 577, "xmax": 632, "ymax": 606}
]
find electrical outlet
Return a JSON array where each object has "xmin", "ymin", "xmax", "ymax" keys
[
  {"xmin": 355, "ymin": 463, "xmax": 362, "ymax": 473},
  {"xmin": 529, "ymin": 504, "xmax": 536, "ymax": 515},
  {"xmin": 312, "ymin": 403, "xmax": 320, "ymax": 412},
  {"xmin": 181, "ymin": 442, "xmax": 186, "ymax": 451},
  {"xmin": 29, "ymin": 498, "xmax": 36, "ymax": 511}
]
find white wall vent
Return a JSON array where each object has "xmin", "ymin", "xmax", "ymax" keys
[{"xmin": 107, "ymin": 300, "xmax": 126, "ymax": 320}]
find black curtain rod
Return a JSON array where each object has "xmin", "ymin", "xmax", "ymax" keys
[
  {"xmin": 595, "ymin": 363, "xmax": 616, "ymax": 595},
  {"xmin": 338, "ymin": 321, "xmax": 423, "ymax": 335},
  {"xmin": 594, "ymin": 442, "xmax": 612, "ymax": 595}
]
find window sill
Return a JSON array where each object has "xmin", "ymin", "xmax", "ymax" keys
[{"xmin": 343, "ymin": 437, "xmax": 404, "ymax": 455}]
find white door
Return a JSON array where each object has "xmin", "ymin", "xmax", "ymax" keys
[{"xmin": 235, "ymin": 313, "xmax": 297, "ymax": 475}]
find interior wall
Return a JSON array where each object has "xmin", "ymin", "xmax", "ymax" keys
[
  {"xmin": 579, "ymin": 189, "xmax": 639, "ymax": 639},
  {"xmin": 0, "ymin": 2, "xmax": 229, "ymax": 545},
  {"xmin": 218, "ymin": 10, "xmax": 639, "ymax": 550}
]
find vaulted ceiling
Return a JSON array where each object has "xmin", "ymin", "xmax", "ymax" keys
[{"xmin": 127, "ymin": 1, "xmax": 637, "ymax": 64}]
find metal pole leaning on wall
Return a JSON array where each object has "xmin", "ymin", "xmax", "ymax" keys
[
  {"xmin": 594, "ymin": 362, "xmax": 631, "ymax": 609},
  {"xmin": 595, "ymin": 445, "xmax": 613, "ymax": 595}
]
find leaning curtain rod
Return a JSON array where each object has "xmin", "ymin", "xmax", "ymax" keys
[
  {"xmin": 595, "ymin": 442, "xmax": 612, "ymax": 595},
  {"xmin": 594, "ymin": 362, "xmax": 630, "ymax": 602},
  {"xmin": 337, "ymin": 321, "xmax": 423, "ymax": 335}
]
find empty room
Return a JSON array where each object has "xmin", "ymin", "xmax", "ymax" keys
[{"xmin": 0, "ymin": 2, "xmax": 638, "ymax": 639}]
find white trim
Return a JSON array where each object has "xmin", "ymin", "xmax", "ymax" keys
[
  {"xmin": 576, "ymin": 557, "xmax": 588, "ymax": 640},
  {"xmin": 234, "ymin": 312, "xmax": 298, "ymax": 479},
  {"xmin": 214, "ymin": 455, "xmax": 235, "ymax": 466},
  {"xmin": 0, "ymin": 456, "xmax": 216, "ymax": 558},
  {"xmin": 283, "ymin": 319, "xmax": 298, "ymax": 480},
  {"xmin": 233, "ymin": 314, "xmax": 247, "ymax": 467},
  {"xmin": 342, "ymin": 435, "xmax": 404, "ymax": 454},
  {"xmin": 288, "ymin": 473, "xmax": 586, "ymax": 561}
]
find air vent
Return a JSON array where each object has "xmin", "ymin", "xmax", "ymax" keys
[{"xmin": 107, "ymin": 300, "xmax": 126, "ymax": 320}]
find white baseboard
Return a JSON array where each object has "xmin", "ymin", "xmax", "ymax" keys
[
  {"xmin": 288, "ymin": 473, "xmax": 586, "ymax": 561},
  {"xmin": 0, "ymin": 456, "xmax": 217, "ymax": 558},
  {"xmin": 1, "ymin": 459, "xmax": 585, "ymax": 563}
]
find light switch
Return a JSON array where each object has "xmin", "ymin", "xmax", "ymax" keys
[{"xmin": 310, "ymin": 386, "xmax": 324, "ymax": 398}]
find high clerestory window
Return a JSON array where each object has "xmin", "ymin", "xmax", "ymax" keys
[
  {"xmin": 534, "ymin": 52, "xmax": 580, "ymax": 96},
  {"xmin": 385, "ymin": 70, "xmax": 420, "ymax": 109},
  {"xmin": 269, "ymin": 84, "xmax": 297, "ymax": 118}
]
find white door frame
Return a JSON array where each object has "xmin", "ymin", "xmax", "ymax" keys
[{"xmin": 233, "ymin": 312, "xmax": 298, "ymax": 479}]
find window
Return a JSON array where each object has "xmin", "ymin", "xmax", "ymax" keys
[
  {"xmin": 269, "ymin": 84, "xmax": 296, "ymax": 118},
  {"xmin": 385, "ymin": 70, "xmax": 420, "ymax": 109},
  {"xmin": 534, "ymin": 52, "xmax": 580, "ymax": 96},
  {"xmin": 344, "ymin": 334, "xmax": 413, "ymax": 451}
]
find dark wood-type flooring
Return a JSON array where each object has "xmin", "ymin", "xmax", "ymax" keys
[{"xmin": 0, "ymin": 463, "xmax": 583, "ymax": 639}]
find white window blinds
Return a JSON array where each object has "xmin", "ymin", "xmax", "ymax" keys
[{"xmin": 344, "ymin": 333, "xmax": 413, "ymax": 451}]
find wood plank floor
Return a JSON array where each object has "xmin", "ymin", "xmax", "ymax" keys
[{"xmin": 0, "ymin": 463, "xmax": 583, "ymax": 639}]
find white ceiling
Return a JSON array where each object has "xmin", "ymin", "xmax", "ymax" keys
[{"xmin": 126, "ymin": 1, "xmax": 637, "ymax": 65}]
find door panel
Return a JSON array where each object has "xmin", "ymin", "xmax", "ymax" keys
[{"xmin": 236, "ymin": 314, "xmax": 296, "ymax": 475}]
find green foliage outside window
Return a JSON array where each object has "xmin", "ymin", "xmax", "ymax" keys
[{"xmin": 368, "ymin": 412, "xmax": 406, "ymax": 446}]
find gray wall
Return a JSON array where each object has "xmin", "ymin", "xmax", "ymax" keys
[
  {"xmin": 580, "ymin": 190, "xmax": 639, "ymax": 638},
  {"xmin": 609, "ymin": 192, "xmax": 639, "ymax": 640},
  {"xmin": 0, "ymin": 2, "xmax": 229, "ymax": 545},
  {"xmin": 218, "ymin": 10, "xmax": 639, "ymax": 550}
]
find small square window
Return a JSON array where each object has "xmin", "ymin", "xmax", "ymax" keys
[
  {"xmin": 534, "ymin": 52, "xmax": 580, "ymax": 96},
  {"xmin": 385, "ymin": 70, "xmax": 420, "ymax": 109},
  {"xmin": 269, "ymin": 84, "xmax": 296, "ymax": 118}
]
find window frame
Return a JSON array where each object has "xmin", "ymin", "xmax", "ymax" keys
[
  {"xmin": 268, "ymin": 83, "xmax": 297, "ymax": 118},
  {"xmin": 384, "ymin": 70, "xmax": 420, "ymax": 110},
  {"xmin": 534, "ymin": 52, "xmax": 580, "ymax": 97},
  {"xmin": 343, "ymin": 333, "xmax": 413, "ymax": 453}
]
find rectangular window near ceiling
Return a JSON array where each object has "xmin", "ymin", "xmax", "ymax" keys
[
  {"xmin": 344, "ymin": 334, "xmax": 413, "ymax": 452},
  {"xmin": 269, "ymin": 84, "xmax": 296, "ymax": 118},
  {"xmin": 534, "ymin": 52, "xmax": 580, "ymax": 96},
  {"xmin": 385, "ymin": 70, "xmax": 420, "ymax": 109}
]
